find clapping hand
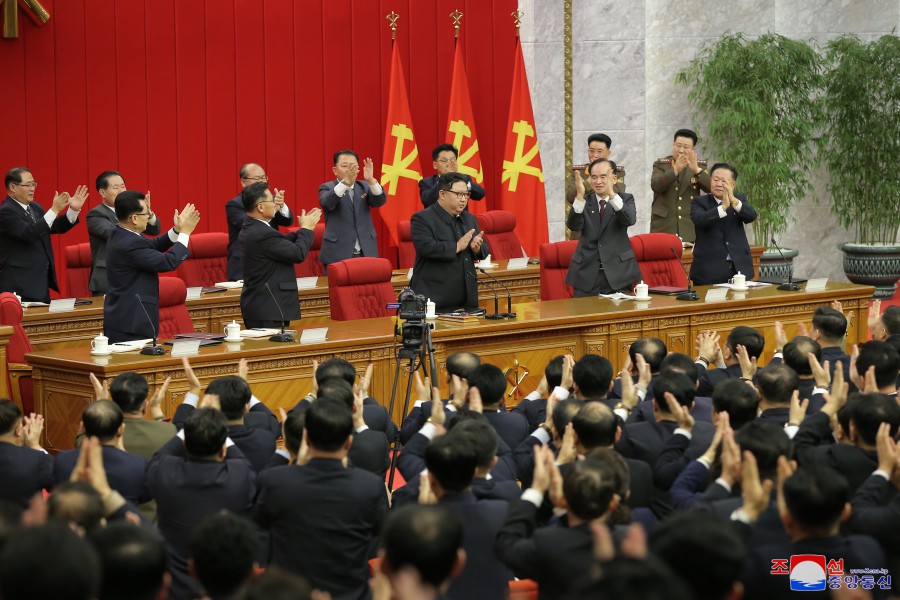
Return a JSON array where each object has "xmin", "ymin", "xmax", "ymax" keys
[
  {"xmin": 68, "ymin": 185, "xmax": 89, "ymax": 211},
  {"xmin": 298, "ymin": 207, "xmax": 322, "ymax": 230},
  {"xmin": 363, "ymin": 157, "xmax": 377, "ymax": 185},
  {"xmin": 574, "ymin": 170, "xmax": 586, "ymax": 199},
  {"xmin": 174, "ymin": 203, "xmax": 201, "ymax": 234},
  {"xmin": 456, "ymin": 229, "xmax": 475, "ymax": 254}
]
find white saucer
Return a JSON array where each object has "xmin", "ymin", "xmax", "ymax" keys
[
  {"xmin": 732, "ymin": 286, "xmax": 749, "ymax": 292},
  {"xmin": 224, "ymin": 337, "xmax": 243, "ymax": 343},
  {"xmin": 91, "ymin": 350, "xmax": 112, "ymax": 356},
  {"xmin": 634, "ymin": 296, "xmax": 650, "ymax": 301}
]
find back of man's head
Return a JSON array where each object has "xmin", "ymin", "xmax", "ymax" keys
[
  {"xmin": 283, "ymin": 410, "xmax": 305, "ymax": 457},
  {"xmin": 584, "ymin": 448, "xmax": 630, "ymax": 507},
  {"xmin": 446, "ymin": 418, "xmax": 498, "ymax": 469},
  {"xmin": 315, "ymin": 358, "xmax": 357, "ymax": 386},
  {"xmin": 572, "ymin": 402, "xmax": 617, "ymax": 449},
  {"xmin": 563, "ymin": 458, "xmax": 617, "ymax": 521},
  {"xmin": 446, "ymin": 351, "xmax": 481, "ymax": 380},
  {"xmin": 782, "ymin": 465, "xmax": 850, "ymax": 531},
  {"xmin": 82, "ymin": 400, "xmax": 124, "ymax": 443},
  {"xmin": 726, "ymin": 326, "xmax": 764, "ymax": 359},
  {"xmin": 572, "ymin": 354, "xmax": 613, "ymax": 398},
  {"xmin": 48, "ymin": 481, "xmax": 105, "ymax": 536},
  {"xmin": 848, "ymin": 392, "xmax": 900, "ymax": 446},
  {"xmin": 630, "ymin": 338, "xmax": 667, "ymax": 373},
  {"xmin": 183, "ymin": 408, "xmax": 228, "ymax": 459},
  {"xmin": 425, "ymin": 433, "xmax": 479, "ymax": 494},
  {"xmin": 467, "ymin": 364, "xmax": 507, "ymax": 406},
  {"xmin": 659, "ymin": 352, "xmax": 699, "ymax": 384},
  {"xmin": 856, "ymin": 341, "xmax": 900, "ymax": 389},
  {"xmin": 304, "ymin": 399, "xmax": 353, "ymax": 452},
  {"xmin": 882, "ymin": 306, "xmax": 900, "ymax": 337},
  {"xmin": 544, "ymin": 355, "xmax": 565, "ymax": 390},
  {"xmin": 783, "ymin": 336, "xmax": 821, "ymax": 376},
  {"xmin": 241, "ymin": 567, "xmax": 312, "ymax": 600},
  {"xmin": 553, "ymin": 398, "xmax": 583, "ymax": 437},
  {"xmin": 735, "ymin": 420, "xmax": 791, "ymax": 480},
  {"xmin": 381, "ymin": 504, "xmax": 464, "ymax": 589},
  {"xmin": 91, "ymin": 523, "xmax": 168, "ymax": 600},
  {"xmin": 756, "ymin": 363, "xmax": 800, "ymax": 405},
  {"xmin": 109, "ymin": 372, "xmax": 149, "ymax": 413},
  {"xmin": 0, "ymin": 399, "xmax": 21, "ymax": 436},
  {"xmin": 652, "ymin": 373, "xmax": 696, "ymax": 412},
  {"xmin": 205, "ymin": 376, "xmax": 252, "ymax": 420},
  {"xmin": 711, "ymin": 379, "xmax": 759, "ymax": 430},
  {"xmin": 812, "ymin": 306, "xmax": 847, "ymax": 342},
  {"xmin": 316, "ymin": 377, "xmax": 355, "ymax": 409},
  {"xmin": 0, "ymin": 523, "xmax": 100, "ymax": 600},
  {"xmin": 188, "ymin": 512, "xmax": 260, "ymax": 598}
]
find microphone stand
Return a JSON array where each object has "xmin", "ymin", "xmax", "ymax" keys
[
  {"xmin": 479, "ymin": 267, "xmax": 516, "ymax": 319},
  {"xmin": 467, "ymin": 270, "xmax": 505, "ymax": 319},
  {"xmin": 136, "ymin": 294, "xmax": 166, "ymax": 355},
  {"xmin": 771, "ymin": 238, "xmax": 801, "ymax": 291},
  {"xmin": 265, "ymin": 283, "xmax": 295, "ymax": 342},
  {"xmin": 670, "ymin": 248, "xmax": 699, "ymax": 301}
]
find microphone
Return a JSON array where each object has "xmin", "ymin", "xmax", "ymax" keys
[
  {"xmin": 479, "ymin": 267, "xmax": 516, "ymax": 319},
  {"xmin": 135, "ymin": 294, "xmax": 165, "ymax": 355},
  {"xmin": 670, "ymin": 248, "xmax": 700, "ymax": 301},
  {"xmin": 465, "ymin": 270, "xmax": 505, "ymax": 319},
  {"xmin": 264, "ymin": 283, "xmax": 295, "ymax": 342},
  {"xmin": 771, "ymin": 238, "xmax": 800, "ymax": 291}
]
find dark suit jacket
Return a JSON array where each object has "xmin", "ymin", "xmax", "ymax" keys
[
  {"xmin": 617, "ymin": 419, "xmax": 715, "ymax": 469},
  {"xmin": 758, "ymin": 406, "xmax": 791, "ymax": 427},
  {"xmin": 629, "ymin": 396, "xmax": 714, "ymax": 424},
  {"xmin": 239, "ymin": 217, "xmax": 314, "ymax": 323},
  {"xmin": 794, "ymin": 412, "xmax": 877, "ymax": 493},
  {"xmin": 318, "ymin": 180, "xmax": 387, "ymax": 265},
  {"xmin": 418, "ymin": 174, "xmax": 485, "ymax": 208},
  {"xmin": 626, "ymin": 457, "xmax": 654, "ymax": 509},
  {"xmin": 689, "ymin": 193, "xmax": 756, "ymax": 285},
  {"xmin": 564, "ymin": 192, "xmax": 641, "ymax": 293},
  {"xmin": 848, "ymin": 474, "xmax": 900, "ymax": 555},
  {"xmin": 484, "ymin": 409, "xmax": 530, "ymax": 452},
  {"xmin": 103, "ymin": 227, "xmax": 189, "ymax": 342},
  {"xmin": 172, "ymin": 403, "xmax": 276, "ymax": 473},
  {"xmin": 697, "ymin": 363, "xmax": 743, "ymax": 397},
  {"xmin": 0, "ymin": 196, "xmax": 78, "ymax": 302},
  {"xmin": 255, "ymin": 458, "xmax": 388, "ymax": 600},
  {"xmin": 87, "ymin": 203, "xmax": 160, "ymax": 294},
  {"xmin": 291, "ymin": 397, "xmax": 398, "ymax": 441},
  {"xmin": 53, "ymin": 445, "xmax": 148, "ymax": 504},
  {"xmin": 397, "ymin": 429, "xmax": 516, "ymax": 484},
  {"xmin": 409, "ymin": 203, "xmax": 489, "ymax": 312},
  {"xmin": 399, "ymin": 400, "xmax": 454, "ymax": 444},
  {"xmin": 0, "ymin": 442, "xmax": 54, "ymax": 507},
  {"xmin": 226, "ymin": 195, "xmax": 292, "ymax": 281},
  {"xmin": 511, "ymin": 397, "xmax": 548, "ymax": 432},
  {"xmin": 392, "ymin": 474, "xmax": 522, "ymax": 509}
]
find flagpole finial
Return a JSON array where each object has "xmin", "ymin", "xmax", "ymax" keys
[
  {"xmin": 386, "ymin": 11, "xmax": 400, "ymax": 40},
  {"xmin": 450, "ymin": 10, "xmax": 463, "ymax": 38},
  {"xmin": 511, "ymin": 10, "xmax": 524, "ymax": 35}
]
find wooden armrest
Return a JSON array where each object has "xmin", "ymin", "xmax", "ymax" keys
[
  {"xmin": 8, "ymin": 362, "xmax": 32, "ymax": 412},
  {"xmin": 8, "ymin": 362, "xmax": 32, "ymax": 374}
]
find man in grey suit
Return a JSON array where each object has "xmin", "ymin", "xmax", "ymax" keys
[
  {"xmin": 87, "ymin": 171, "xmax": 160, "ymax": 295},
  {"xmin": 317, "ymin": 149, "xmax": 387, "ymax": 268},
  {"xmin": 565, "ymin": 159, "xmax": 642, "ymax": 296}
]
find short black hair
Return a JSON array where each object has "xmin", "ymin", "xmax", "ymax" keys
[
  {"xmin": 95, "ymin": 170, "xmax": 122, "ymax": 192},
  {"xmin": 726, "ymin": 325, "xmax": 763, "ymax": 359},
  {"xmin": 240, "ymin": 181, "xmax": 269, "ymax": 212},
  {"xmin": 630, "ymin": 338, "xmax": 667, "ymax": 373},
  {"xmin": 48, "ymin": 481, "xmax": 105, "ymax": 535},
  {"xmin": 431, "ymin": 143, "xmax": 458, "ymax": 161},
  {"xmin": 544, "ymin": 355, "xmax": 564, "ymax": 390},
  {"xmin": 305, "ymin": 399, "xmax": 353, "ymax": 452},
  {"xmin": 710, "ymin": 162, "xmax": 739, "ymax": 182},
  {"xmin": 563, "ymin": 458, "xmax": 616, "ymax": 520},
  {"xmin": 572, "ymin": 402, "xmax": 617, "ymax": 449},
  {"xmin": 468, "ymin": 364, "xmax": 507, "ymax": 405},
  {"xmin": 572, "ymin": 354, "xmax": 613, "ymax": 398},
  {"xmin": 782, "ymin": 465, "xmax": 849, "ymax": 530},
  {"xmin": 316, "ymin": 377, "xmax": 355, "ymax": 409},
  {"xmin": 315, "ymin": 358, "xmax": 357, "ymax": 385},
  {"xmin": 109, "ymin": 372, "xmax": 150, "ymax": 413},
  {"xmin": 438, "ymin": 172, "xmax": 467, "ymax": 192},
  {"xmin": 205, "ymin": 376, "xmax": 252, "ymax": 420},
  {"xmin": 756, "ymin": 363, "xmax": 800, "ymax": 405},
  {"xmin": 446, "ymin": 418, "xmax": 498, "ymax": 468},
  {"xmin": 783, "ymin": 336, "xmax": 821, "ymax": 376},
  {"xmin": 3, "ymin": 167, "xmax": 30, "ymax": 191},
  {"xmin": 333, "ymin": 149, "xmax": 359, "ymax": 165},
  {"xmin": 183, "ymin": 408, "xmax": 228, "ymax": 459},
  {"xmin": 735, "ymin": 420, "xmax": 790, "ymax": 480},
  {"xmin": 0, "ymin": 399, "xmax": 22, "ymax": 436},
  {"xmin": 812, "ymin": 305, "xmax": 847, "ymax": 341},
  {"xmin": 447, "ymin": 352, "xmax": 481, "ymax": 379},
  {"xmin": 114, "ymin": 190, "xmax": 146, "ymax": 221},
  {"xmin": 882, "ymin": 306, "xmax": 900, "ymax": 336},
  {"xmin": 553, "ymin": 398, "xmax": 583, "ymax": 436},
  {"xmin": 849, "ymin": 392, "xmax": 900, "ymax": 445},
  {"xmin": 381, "ymin": 504, "xmax": 463, "ymax": 587},
  {"xmin": 82, "ymin": 400, "xmax": 124, "ymax": 443},
  {"xmin": 659, "ymin": 352, "xmax": 699, "ymax": 383},
  {"xmin": 673, "ymin": 129, "xmax": 698, "ymax": 145},
  {"xmin": 241, "ymin": 567, "xmax": 312, "ymax": 600},
  {"xmin": 711, "ymin": 379, "xmax": 759, "ymax": 430},
  {"xmin": 425, "ymin": 433, "xmax": 478, "ymax": 494},
  {"xmin": 587, "ymin": 133, "xmax": 612, "ymax": 149},
  {"xmin": 652, "ymin": 372, "xmax": 696, "ymax": 411},
  {"xmin": 283, "ymin": 410, "xmax": 305, "ymax": 457},
  {"xmin": 188, "ymin": 512, "xmax": 260, "ymax": 598},
  {"xmin": 91, "ymin": 523, "xmax": 167, "ymax": 600},
  {"xmin": 856, "ymin": 340, "xmax": 900, "ymax": 389}
]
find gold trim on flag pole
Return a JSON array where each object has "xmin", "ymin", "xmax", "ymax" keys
[
  {"xmin": 450, "ymin": 10, "xmax": 463, "ymax": 38},
  {"xmin": 511, "ymin": 10, "xmax": 523, "ymax": 36},
  {"xmin": 386, "ymin": 11, "xmax": 399, "ymax": 40},
  {"xmin": 564, "ymin": 0, "xmax": 574, "ymax": 238}
]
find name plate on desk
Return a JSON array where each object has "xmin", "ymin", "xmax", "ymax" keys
[
  {"xmin": 805, "ymin": 278, "xmax": 828, "ymax": 292},
  {"xmin": 171, "ymin": 339, "xmax": 201, "ymax": 357},
  {"xmin": 186, "ymin": 287, "xmax": 203, "ymax": 300},
  {"xmin": 705, "ymin": 288, "xmax": 729, "ymax": 302},
  {"xmin": 300, "ymin": 327, "xmax": 328, "ymax": 344},
  {"xmin": 506, "ymin": 257, "xmax": 529, "ymax": 270},
  {"xmin": 49, "ymin": 298, "xmax": 76, "ymax": 312},
  {"xmin": 296, "ymin": 277, "xmax": 318, "ymax": 289}
]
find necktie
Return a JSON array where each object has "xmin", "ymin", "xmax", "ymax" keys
[
  {"xmin": 26, "ymin": 205, "xmax": 36, "ymax": 224},
  {"xmin": 599, "ymin": 198, "xmax": 607, "ymax": 221}
]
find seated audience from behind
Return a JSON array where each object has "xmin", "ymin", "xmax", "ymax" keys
[
  {"xmin": 48, "ymin": 481, "xmax": 106, "ymax": 536},
  {"xmin": 810, "ymin": 304, "xmax": 851, "ymax": 379},
  {"xmin": 317, "ymin": 377, "xmax": 390, "ymax": 477},
  {"xmin": 755, "ymin": 364, "xmax": 800, "ymax": 428},
  {"xmin": 467, "ymin": 363, "xmax": 529, "ymax": 449},
  {"xmin": 781, "ymin": 336, "xmax": 822, "ymax": 404},
  {"xmin": 0, "ymin": 399, "xmax": 53, "ymax": 507},
  {"xmin": 695, "ymin": 326, "xmax": 765, "ymax": 396},
  {"xmin": 515, "ymin": 397, "xmax": 583, "ymax": 486},
  {"xmin": 570, "ymin": 354, "xmax": 615, "ymax": 405},
  {"xmin": 513, "ymin": 355, "xmax": 564, "ymax": 431},
  {"xmin": 854, "ymin": 340, "xmax": 899, "ymax": 395},
  {"xmin": 188, "ymin": 512, "xmax": 260, "ymax": 600},
  {"xmin": 108, "ymin": 371, "xmax": 176, "ymax": 459},
  {"xmin": 711, "ymin": 379, "xmax": 760, "ymax": 430},
  {"xmin": 91, "ymin": 522, "xmax": 170, "ymax": 600},
  {"xmin": 401, "ymin": 351, "xmax": 482, "ymax": 443},
  {"xmin": 611, "ymin": 337, "xmax": 667, "ymax": 400},
  {"xmin": 631, "ymin": 352, "xmax": 714, "ymax": 423},
  {"xmin": 869, "ymin": 303, "xmax": 900, "ymax": 341}
]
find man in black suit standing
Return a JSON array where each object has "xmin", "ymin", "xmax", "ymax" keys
[
  {"xmin": 565, "ymin": 159, "xmax": 642, "ymax": 296},
  {"xmin": 410, "ymin": 172, "xmax": 488, "ymax": 313},
  {"xmin": 225, "ymin": 163, "xmax": 293, "ymax": 281},
  {"xmin": 689, "ymin": 163, "xmax": 757, "ymax": 285},
  {"xmin": 468, "ymin": 363, "xmax": 530, "ymax": 450},
  {"xmin": 87, "ymin": 171, "xmax": 161, "ymax": 295},
  {"xmin": 0, "ymin": 167, "xmax": 88, "ymax": 302},
  {"xmin": 0, "ymin": 399, "xmax": 53, "ymax": 507},
  {"xmin": 318, "ymin": 149, "xmax": 387, "ymax": 268},
  {"xmin": 419, "ymin": 144, "xmax": 486, "ymax": 208},
  {"xmin": 239, "ymin": 182, "xmax": 321, "ymax": 329},
  {"xmin": 103, "ymin": 191, "xmax": 199, "ymax": 343}
]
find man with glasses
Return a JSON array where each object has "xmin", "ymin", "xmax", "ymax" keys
[
  {"xmin": 0, "ymin": 167, "xmax": 88, "ymax": 303},
  {"xmin": 410, "ymin": 172, "xmax": 488, "ymax": 313},
  {"xmin": 87, "ymin": 171, "xmax": 161, "ymax": 295},
  {"xmin": 225, "ymin": 163, "xmax": 293, "ymax": 281},
  {"xmin": 650, "ymin": 129, "xmax": 711, "ymax": 244},
  {"xmin": 418, "ymin": 143, "xmax": 486, "ymax": 208},
  {"xmin": 103, "ymin": 191, "xmax": 200, "ymax": 343}
]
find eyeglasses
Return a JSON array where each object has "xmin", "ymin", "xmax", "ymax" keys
[
  {"xmin": 445, "ymin": 190, "xmax": 470, "ymax": 200},
  {"xmin": 15, "ymin": 181, "xmax": 37, "ymax": 189},
  {"xmin": 242, "ymin": 175, "xmax": 268, "ymax": 182},
  {"xmin": 436, "ymin": 158, "xmax": 458, "ymax": 165},
  {"xmin": 132, "ymin": 211, "xmax": 151, "ymax": 218}
]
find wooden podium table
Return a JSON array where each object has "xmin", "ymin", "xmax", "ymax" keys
[{"xmin": 26, "ymin": 282, "xmax": 873, "ymax": 452}]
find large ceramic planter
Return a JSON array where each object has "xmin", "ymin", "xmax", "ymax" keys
[
  {"xmin": 839, "ymin": 243, "xmax": 900, "ymax": 299},
  {"xmin": 759, "ymin": 247, "xmax": 799, "ymax": 281}
]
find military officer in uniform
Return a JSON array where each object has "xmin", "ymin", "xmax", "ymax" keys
[
  {"xmin": 649, "ymin": 128, "xmax": 710, "ymax": 244},
  {"xmin": 566, "ymin": 133, "xmax": 626, "ymax": 240}
]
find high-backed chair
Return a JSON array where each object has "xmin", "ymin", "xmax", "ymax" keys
[
  {"xmin": 175, "ymin": 232, "xmax": 228, "ymax": 287},
  {"xmin": 0, "ymin": 293, "xmax": 34, "ymax": 413},
  {"xmin": 630, "ymin": 233, "xmax": 687, "ymax": 288},
  {"xmin": 477, "ymin": 210, "xmax": 526, "ymax": 260},
  {"xmin": 327, "ymin": 258, "xmax": 396, "ymax": 321},
  {"xmin": 157, "ymin": 277, "xmax": 195, "ymax": 339},
  {"xmin": 397, "ymin": 220, "xmax": 416, "ymax": 269},
  {"xmin": 65, "ymin": 243, "xmax": 92, "ymax": 297},
  {"xmin": 539, "ymin": 240, "xmax": 578, "ymax": 300},
  {"xmin": 289, "ymin": 223, "xmax": 326, "ymax": 278}
]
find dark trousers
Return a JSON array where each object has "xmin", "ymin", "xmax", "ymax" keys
[{"xmin": 573, "ymin": 267, "xmax": 615, "ymax": 297}]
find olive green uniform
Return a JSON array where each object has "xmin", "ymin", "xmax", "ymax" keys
[{"xmin": 649, "ymin": 157, "xmax": 710, "ymax": 243}]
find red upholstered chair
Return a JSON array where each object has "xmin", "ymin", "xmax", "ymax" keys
[
  {"xmin": 65, "ymin": 243, "xmax": 92, "ymax": 297},
  {"xmin": 327, "ymin": 258, "xmax": 396, "ymax": 321},
  {"xmin": 509, "ymin": 579, "xmax": 539, "ymax": 600},
  {"xmin": 175, "ymin": 232, "xmax": 228, "ymax": 287},
  {"xmin": 539, "ymin": 241, "xmax": 578, "ymax": 300},
  {"xmin": 630, "ymin": 233, "xmax": 688, "ymax": 288},
  {"xmin": 290, "ymin": 223, "xmax": 326, "ymax": 278},
  {"xmin": 477, "ymin": 210, "xmax": 526, "ymax": 260},
  {"xmin": 397, "ymin": 220, "xmax": 416, "ymax": 268},
  {"xmin": 157, "ymin": 277, "xmax": 196, "ymax": 339},
  {"xmin": 0, "ymin": 293, "xmax": 34, "ymax": 413}
]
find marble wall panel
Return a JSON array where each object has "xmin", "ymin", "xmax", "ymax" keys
[
  {"xmin": 537, "ymin": 131, "xmax": 566, "ymax": 232},
  {"xmin": 533, "ymin": 0, "xmax": 565, "ymax": 42},
  {"xmin": 645, "ymin": 0, "xmax": 780, "ymax": 39},
  {"xmin": 530, "ymin": 42, "xmax": 565, "ymax": 134},
  {"xmin": 572, "ymin": 40, "xmax": 645, "ymax": 132},
  {"xmin": 572, "ymin": 0, "xmax": 646, "ymax": 42}
]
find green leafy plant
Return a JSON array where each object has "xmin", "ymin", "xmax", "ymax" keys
[
  {"xmin": 677, "ymin": 33, "xmax": 823, "ymax": 246},
  {"xmin": 819, "ymin": 34, "xmax": 900, "ymax": 244}
]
